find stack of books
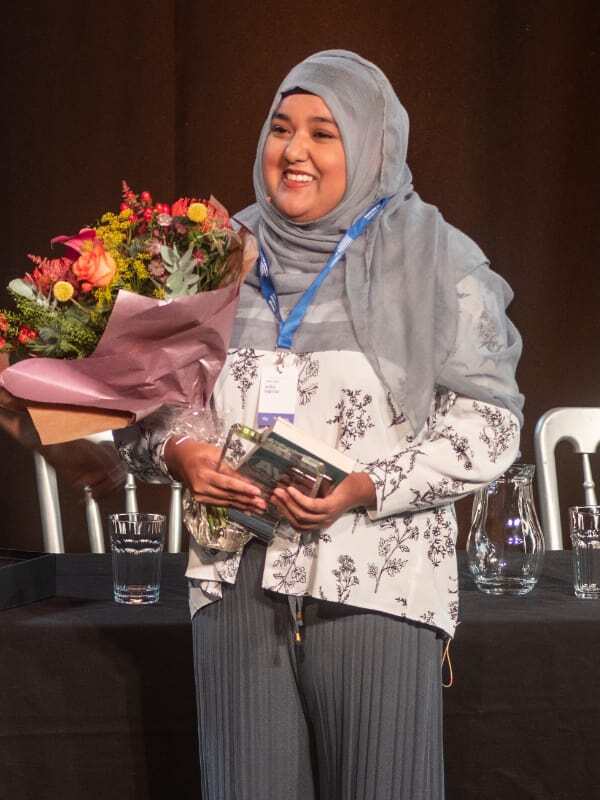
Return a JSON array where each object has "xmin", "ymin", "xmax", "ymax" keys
[{"xmin": 220, "ymin": 419, "xmax": 356, "ymax": 543}]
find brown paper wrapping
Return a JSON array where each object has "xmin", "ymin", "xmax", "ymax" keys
[{"xmin": 26, "ymin": 403, "xmax": 134, "ymax": 445}]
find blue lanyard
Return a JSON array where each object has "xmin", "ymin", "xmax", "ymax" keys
[{"xmin": 258, "ymin": 197, "xmax": 390, "ymax": 350}]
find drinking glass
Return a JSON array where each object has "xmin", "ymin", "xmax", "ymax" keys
[
  {"xmin": 108, "ymin": 513, "xmax": 166, "ymax": 604},
  {"xmin": 569, "ymin": 506, "xmax": 600, "ymax": 599}
]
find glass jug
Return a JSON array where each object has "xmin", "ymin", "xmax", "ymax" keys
[{"xmin": 467, "ymin": 463, "xmax": 545, "ymax": 595}]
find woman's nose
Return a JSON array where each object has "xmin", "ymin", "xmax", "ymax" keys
[{"xmin": 284, "ymin": 132, "xmax": 309, "ymax": 163}]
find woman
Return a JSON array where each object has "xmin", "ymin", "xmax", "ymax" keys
[{"xmin": 118, "ymin": 50, "xmax": 523, "ymax": 800}]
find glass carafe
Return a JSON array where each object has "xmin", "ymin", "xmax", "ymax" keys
[{"xmin": 467, "ymin": 463, "xmax": 545, "ymax": 595}]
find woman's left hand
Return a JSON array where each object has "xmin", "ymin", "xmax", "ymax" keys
[{"xmin": 270, "ymin": 472, "xmax": 377, "ymax": 532}]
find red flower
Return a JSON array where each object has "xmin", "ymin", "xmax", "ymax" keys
[
  {"xmin": 171, "ymin": 197, "xmax": 194, "ymax": 217},
  {"xmin": 18, "ymin": 326, "xmax": 38, "ymax": 344},
  {"xmin": 0, "ymin": 313, "xmax": 8, "ymax": 334},
  {"xmin": 26, "ymin": 255, "xmax": 74, "ymax": 295},
  {"xmin": 51, "ymin": 228, "xmax": 96, "ymax": 261}
]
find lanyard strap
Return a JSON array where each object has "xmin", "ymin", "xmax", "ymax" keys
[{"xmin": 258, "ymin": 197, "xmax": 390, "ymax": 350}]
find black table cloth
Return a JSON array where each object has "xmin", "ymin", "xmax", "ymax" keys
[{"xmin": 2, "ymin": 551, "xmax": 599, "ymax": 800}]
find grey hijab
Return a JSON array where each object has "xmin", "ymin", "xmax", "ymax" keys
[{"xmin": 236, "ymin": 49, "xmax": 523, "ymax": 433}]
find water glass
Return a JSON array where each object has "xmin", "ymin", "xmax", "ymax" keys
[
  {"xmin": 569, "ymin": 506, "xmax": 600, "ymax": 599},
  {"xmin": 109, "ymin": 513, "xmax": 166, "ymax": 604}
]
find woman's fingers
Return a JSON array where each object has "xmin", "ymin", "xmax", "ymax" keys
[
  {"xmin": 285, "ymin": 486, "xmax": 329, "ymax": 513},
  {"xmin": 192, "ymin": 485, "xmax": 266, "ymax": 512},
  {"xmin": 199, "ymin": 486, "xmax": 267, "ymax": 510},
  {"xmin": 189, "ymin": 467, "xmax": 267, "ymax": 511},
  {"xmin": 187, "ymin": 462, "xmax": 260, "ymax": 497},
  {"xmin": 271, "ymin": 489, "xmax": 329, "ymax": 529},
  {"xmin": 273, "ymin": 487, "xmax": 329, "ymax": 520}
]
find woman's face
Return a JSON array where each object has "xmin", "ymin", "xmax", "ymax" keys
[{"xmin": 262, "ymin": 93, "xmax": 346, "ymax": 223}]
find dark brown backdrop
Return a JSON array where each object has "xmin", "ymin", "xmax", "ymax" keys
[{"xmin": 1, "ymin": 0, "xmax": 598, "ymax": 551}]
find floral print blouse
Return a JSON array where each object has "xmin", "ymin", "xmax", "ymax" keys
[{"xmin": 117, "ymin": 270, "xmax": 521, "ymax": 639}]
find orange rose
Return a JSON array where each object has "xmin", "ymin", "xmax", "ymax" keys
[{"xmin": 72, "ymin": 240, "xmax": 117, "ymax": 288}]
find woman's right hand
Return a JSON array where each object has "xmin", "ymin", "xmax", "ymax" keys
[{"xmin": 163, "ymin": 437, "xmax": 267, "ymax": 513}]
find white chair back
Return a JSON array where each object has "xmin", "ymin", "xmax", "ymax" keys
[
  {"xmin": 34, "ymin": 431, "xmax": 183, "ymax": 553},
  {"xmin": 534, "ymin": 407, "xmax": 600, "ymax": 550}
]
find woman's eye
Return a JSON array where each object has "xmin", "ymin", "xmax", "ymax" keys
[
  {"xmin": 270, "ymin": 125, "xmax": 289, "ymax": 135},
  {"xmin": 313, "ymin": 130, "xmax": 335, "ymax": 140}
]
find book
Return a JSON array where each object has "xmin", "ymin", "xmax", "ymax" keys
[{"xmin": 220, "ymin": 419, "xmax": 356, "ymax": 543}]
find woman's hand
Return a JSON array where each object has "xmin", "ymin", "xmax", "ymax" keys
[
  {"xmin": 164, "ymin": 437, "xmax": 267, "ymax": 513},
  {"xmin": 270, "ymin": 472, "xmax": 377, "ymax": 532},
  {"xmin": 0, "ymin": 387, "xmax": 126, "ymax": 499},
  {"xmin": 41, "ymin": 440, "xmax": 127, "ymax": 498}
]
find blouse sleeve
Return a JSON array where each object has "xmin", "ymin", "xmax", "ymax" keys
[
  {"xmin": 363, "ymin": 393, "xmax": 520, "ymax": 519},
  {"xmin": 364, "ymin": 265, "xmax": 523, "ymax": 519},
  {"xmin": 113, "ymin": 409, "xmax": 173, "ymax": 485}
]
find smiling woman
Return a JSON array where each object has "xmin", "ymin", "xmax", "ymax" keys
[
  {"xmin": 262, "ymin": 93, "xmax": 347, "ymax": 222},
  {"xmin": 117, "ymin": 49, "xmax": 524, "ymax": 800}
]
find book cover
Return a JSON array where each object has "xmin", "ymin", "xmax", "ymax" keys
[
  {"xmin": 220, "ymin": 420, "xmax": 356, "ymax": 542},
  {"xmin": 264, "ymin": 418, "xmax": 356, "ymax": 483}
]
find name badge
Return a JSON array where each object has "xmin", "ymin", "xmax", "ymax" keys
[{"xmin": 257, "ymin": 363, "xmax": 298, "ymax": 428}]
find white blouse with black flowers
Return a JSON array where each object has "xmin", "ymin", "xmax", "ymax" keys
[{"xmin": 117, "ymin": 270, "xmax": 521, "ymax": 639}]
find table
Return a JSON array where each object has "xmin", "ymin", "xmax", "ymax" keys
[
  {"xmin": 2, "ymin": 555, "xmax": 198, "ymax": 800},
  {"xmin": 2, "ymin": 552, "xmax": 600, "ymax": 800}
]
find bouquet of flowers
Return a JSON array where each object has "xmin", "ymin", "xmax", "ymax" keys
[{"xmin": 0, "ymin": 183, "xmax": 256, "ymax": 444}]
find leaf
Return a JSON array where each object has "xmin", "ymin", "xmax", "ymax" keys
[
  {"xmin": 179, "ymin": 244, "xmax": 196, "ymax": 273},
  {"xmin": 8, "ymin": 279, "xmax": 36, "ymax": 300},
  {"xmin": 38, "ymin": 327, "xmax": 60, "ymax": 344},
  {"xmin": 165, "ymin": 272, "xmax": 188, "ymax": 297},
  {"xmin": 159, "ymin": 245, "xmax": 176, "ymax": 266},
  {"xmin": 166, "ymin": 273, "xmax": 184, "ymax": 290}
]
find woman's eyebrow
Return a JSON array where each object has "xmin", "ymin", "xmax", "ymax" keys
[
  {"xmin": 271, "ymin": 112, "xmax": 338, "ymax": 126},
  {"xmin": 311, "ymin": 116, "xmax": 337, "ymax": 125}
]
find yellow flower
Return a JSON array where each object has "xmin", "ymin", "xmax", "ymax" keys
[
  {"xmin": 53, "ymin": 281, "xmax": 74, "ymax": 302},
  {"xmin": 119, "ymin": 208, "xmax": 133, "ymax": 219},
  {"xmin": 187, "ymin": 202, "xmax": 208, "ymax": 223}
]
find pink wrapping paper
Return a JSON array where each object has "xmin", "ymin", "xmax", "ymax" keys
[{"xmin": 0, "ymin": 284, "xmax": 240, "ymax": 443}]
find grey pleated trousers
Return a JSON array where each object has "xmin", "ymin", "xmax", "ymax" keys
[{"xmin": 192, "ymin": 542, "xmax": 444, "ymax": 800}]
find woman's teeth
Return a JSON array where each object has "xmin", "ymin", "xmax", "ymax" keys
[{"xmin": 285, "ymin": 173, "xmax": 314, "ymax": 183}]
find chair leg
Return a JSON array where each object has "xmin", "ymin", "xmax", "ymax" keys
[
  {"xmin": 124, "ymin": 473, "xmax": 138, "ymax": 513},
  {"xmin": 168, "ymin": 482, "xmax": 183, "ymax": 553},
  {"xmin": 534, "ymin": 432, "xmax": 564, "ymax": 550},
  {"xmin": 34, "ymin": 452, "xmax": 65, "ymax": 553},
  {"xmin": 84, "ymin": 486, "xmax": 105, "ymax": 553},
  {"xmin": 582, "ymin": 454, "xmax": 599, "ymax": 506}
]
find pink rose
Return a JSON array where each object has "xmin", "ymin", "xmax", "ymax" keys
[{"xmin": 72, "ymin": 240, "xmax": 117, "ymax": 288}]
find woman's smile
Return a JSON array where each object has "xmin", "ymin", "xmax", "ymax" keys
[
  {"xmin": 262, "ymin": 93, "xmax": 346, "ymax": 222},
  {"xmin": 282, "ymin": 169, "xmax": 316, "ymax": 187}
]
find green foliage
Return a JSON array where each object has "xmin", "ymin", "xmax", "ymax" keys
[
  {"xmin": 10, "ymin": 294, "xmax": 100, "ymax": 358},
  {"xmin": 161, "ymin": 244, "xmax": 201, "ymax": 297},
  {"xmin": 1, "ymin": 189, "xmax": 242, "ymax": 363},
  {"xmin": 8, "ymin": 278, "xmax": 37, "ymax": 301}
]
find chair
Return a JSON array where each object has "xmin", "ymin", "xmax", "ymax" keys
[
  {"xmin": 534, "ymin": 407, "xmax": 600, "ymax": 550},
  {"xmin": 34, "ymin": 431, "xmax": 183, "ymax": 553}
]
